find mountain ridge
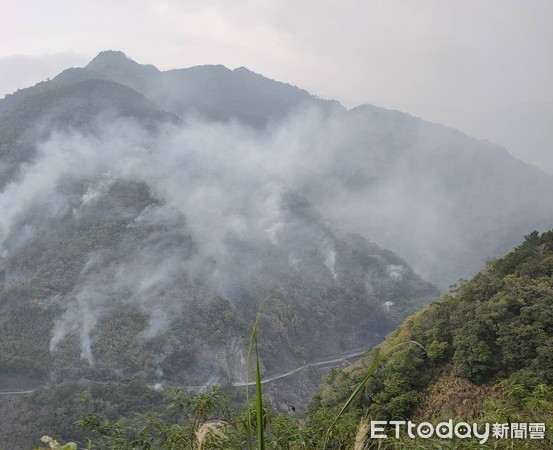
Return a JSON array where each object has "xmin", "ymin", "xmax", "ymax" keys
[{"xmin": 1, "ymin": 50, "xmax": 552, "ymax": 287}]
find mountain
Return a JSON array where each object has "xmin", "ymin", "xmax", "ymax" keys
[
  {"xmin": 317, "ymin": 104, "xmax": 553, "ymax": 287},
  {"xmin": 11, "ymin": 231, "xmax": 552, "ymax": 450},
  {"xmin": 310, "ymin": 230, "xmax": 553, "ymax": 448},
  {"xmin": 1, "ymin": 50, "xmax": 336, "ymax": 127},
  {"xmin": 0, "ymin": 51, "xmax": 551, "ymax": 447},
  {"xmin": 0, "ymin": 55, "xmax": 438, "ymax": 448},
  {"xmin": 2, "ymin": 51, "xmax": 552, "ymax": 287}
]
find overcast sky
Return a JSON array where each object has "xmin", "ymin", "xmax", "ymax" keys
[{"xmin": 2, "ymin": 0, "xmax": 552, "ymax": 172}]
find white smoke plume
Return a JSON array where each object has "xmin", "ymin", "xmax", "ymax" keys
[
  {"xmin": 322, "ymin": 239, "xmax": 338, "ymax": 279},
  {"xmin": 0, "ymin": 100, "xmax": 547, "ymax": 363}
]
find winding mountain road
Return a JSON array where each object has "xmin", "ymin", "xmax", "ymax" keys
[
  {"xmin": 230, "ymin": 349, "xmax": 366, "ymax": 387},
  {"xmin": 0, "ymin": 348, "xmax": 367, "ymax": 395},
  {"xmin": 0, "ymin": 389, "xmax": 34, "ymax": 395}
]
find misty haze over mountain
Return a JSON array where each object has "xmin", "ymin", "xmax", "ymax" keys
[
  {"xmin": 2, "ymin": 51, "xmax": 552, "ymax": 288},
  {"xmin": 0, "ymin": 51, "xmax": 445, "ymax": 398}
]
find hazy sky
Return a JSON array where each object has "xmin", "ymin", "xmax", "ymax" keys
[{"xmin": 2, "ymin": 0, "xmax": 552, "ymax": 172}]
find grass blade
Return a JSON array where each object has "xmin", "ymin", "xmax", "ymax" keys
[
  {"xmin": 254, "ymin": 335, "xmax": 265, "ymax": 450},
  {"xmin": 323, "ymin": 340, "xmax": 425, "ymax": 448},
  {"xmin": 245, "ymin": 314, "xmax": 260, "ymax": 450}
]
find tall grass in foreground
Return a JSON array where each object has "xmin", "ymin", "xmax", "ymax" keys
[{"xmin": 246, "ymin": 314, "xmax": 265, "ymax": 450}]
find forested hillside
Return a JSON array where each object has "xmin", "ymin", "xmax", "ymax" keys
[
  {"xmin": 22, "ymin": 231, "xmax": 553, "ymax": 449},
  {"xmin": 311, "ymin": 230, "xmax": 553, "ymax": 448}
]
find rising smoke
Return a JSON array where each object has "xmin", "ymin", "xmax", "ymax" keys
[{"xmin": 0, "ymin": 100, "xmax": 548, "ymax": 365}]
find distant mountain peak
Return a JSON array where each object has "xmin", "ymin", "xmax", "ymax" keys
[
  {"xmin": 86, "ymin": 50, "xmax": 159, "ymax": 74},
  {"xmin": 87, "ymin": 50, "xmax": 131, "ymax": 65}
]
